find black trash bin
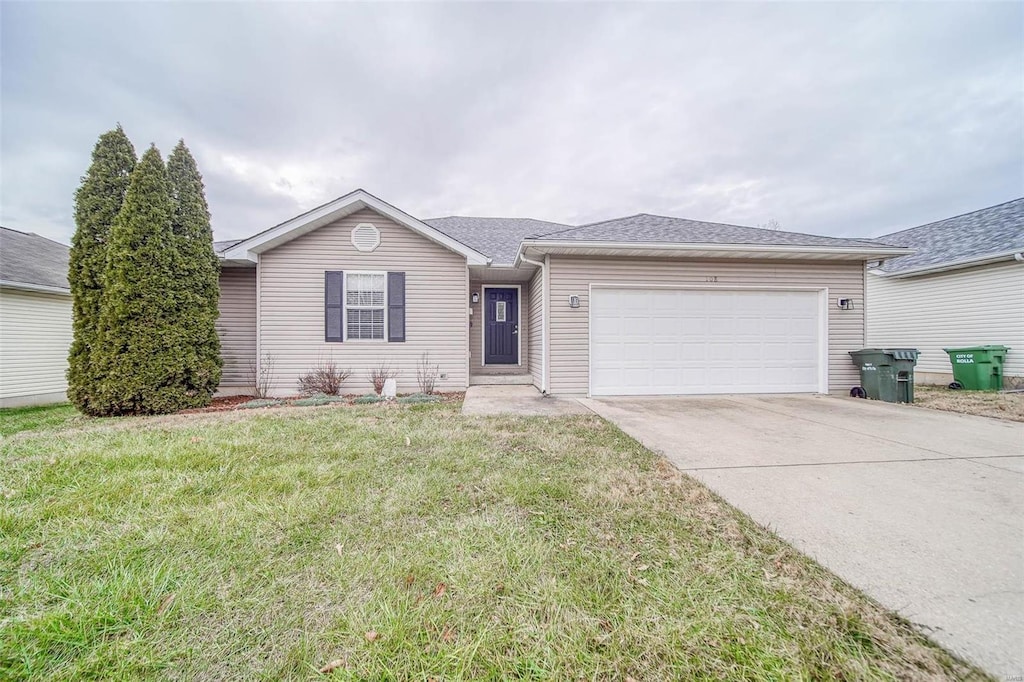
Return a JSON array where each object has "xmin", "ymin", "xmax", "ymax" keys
[{"xmin": 849, "ymin": 349, "xmax": 920, "ymax": 403}]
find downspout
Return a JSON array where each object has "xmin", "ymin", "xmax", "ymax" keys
[
  {"xmin": 520, "ymin": 254, "xmax": 547, "ymax": 393},
  {"xmin": 254, "ymin": 253, "xmax": 262, "ymax": 392}
]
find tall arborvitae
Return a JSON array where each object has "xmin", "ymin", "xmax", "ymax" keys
[
  {"xmin": 67, "ymin": 125, "xmax": 136, "ymax": 414},
  {"xmin": 167, "ymin": 140, "xmax": 221, "ymax": 404},
  {"xmin": 94, "ymin": 145, "xmax": 192, "ymax": 415}
]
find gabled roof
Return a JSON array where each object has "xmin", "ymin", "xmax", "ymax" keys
[
  {"xmin": 534, "ymin": 213, "xmax": 896, "ymax": 250},
  {"xmin": 425, "ymin": 217, "xmax": 572, "ymax": 266},
  {"xmin": 870, "ymin": 198, "xmax": 1024, "ymax": 276},
  {"xmin": 215, "ymin": 192, "xmax": 914, "ymax": 268},
  {"xmin": 0, "ymin": 226, "xmax": 70, "ymax": 293},
  {"xmin": 220, "ymin": 189, "xmax": 489, "ymax": 265}
]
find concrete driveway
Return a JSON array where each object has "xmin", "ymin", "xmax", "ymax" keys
[{"xmin": 580, "ymin": 394, "xmax": 1024, "ymax": 677}]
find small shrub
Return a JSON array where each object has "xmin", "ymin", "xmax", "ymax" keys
[
  {"xmin": 353, "ymin": 394, "xmax": 385, "ymax": 405},
  {"xmin": 247, "ymin": 354, "xmax": 276, "ymax": 399},
  {"xmin": 297, "ymin": 358, "xmax": 351, "ymax": 396},
  {"xmin": 416, "ymin": 352, "xmax": 440, "ymax": 394},
  {"xmin": 398, "ymin": 393, "xmax": 442, "ymax": 404},
  {"xmin": 237, "ymin": 398, "xmax": 282, "ymax": 409},
  {"xmin": 366, "ymin": 361, "xmax": 398, "ymax": 395}
]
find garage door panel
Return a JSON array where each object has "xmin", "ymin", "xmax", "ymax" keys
[
  {"xmin": 591, "ymin": 288, "xmax": 822, "ymax": 396},
  {"xmin": 651, "ymin": 343, "xmax": 681, "ymax": 362},
  {"xmin": 653, "ymin": 317, "xmax": 679, "ymax": 335}
]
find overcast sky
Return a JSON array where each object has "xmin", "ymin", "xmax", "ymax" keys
[{"xmin": 2, "ymin": 2, "xmax": 1021, "ymax": 245}]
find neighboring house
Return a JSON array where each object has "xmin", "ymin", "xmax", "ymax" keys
[
  {"xmin": 866, "ymin": 198, "xmax": 1024, "ymax": 385},
  {"xmin": 0, "ymin": 227, "xmax": 73, "ymax": 407},
  {"xmin": 215, "ymin": 189, "xmax": 908, "ymax": 398}
]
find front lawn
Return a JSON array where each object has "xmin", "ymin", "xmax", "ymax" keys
[
  {"xmin": 0, "ymin": 403, "xmax": 979, "ymax": 679},
  {"xmin": 0, "ymin": 403, "xmax": 82, "ymax": 437}
]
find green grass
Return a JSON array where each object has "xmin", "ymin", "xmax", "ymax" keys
[
  {"xmin": 0, "ymin": 403, "xmax": 84, "ymax": 437},
  {"xmin": 0, "ymin": 403, "xmax": 980, "ymax": 680}
]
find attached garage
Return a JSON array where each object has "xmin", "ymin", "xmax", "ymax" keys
[
  {"xmin": 530, "ymin": 249, "xmax": 907, "ymax": 397},
  {"xmin": 590, "ymin": 287, "xmax": 826, "ymax": 396}
]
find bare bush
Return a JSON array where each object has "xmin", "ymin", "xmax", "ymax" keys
[
  {"xmin": 297, "ymin": 357, "xmax": 352, "ymax": 396},
  {"xmin": 366, "ymin": 361, "xmax": 398, "ymax": 395},
  {"xmin": 247, "ymin": 353, "xmax": 276, "ymax": 399},
  {"xmin": 416, "ymin": 352, "xmax": 440, "ymax": 394}
]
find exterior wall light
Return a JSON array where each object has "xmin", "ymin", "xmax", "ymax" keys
[
  {"xmin": 838, "ymin": 298, "xmax": 854, "ymax": 310},
  {"xmin": 471, "ymin": 292, "xmax": 479, "ymax": 304},
  {"xmin": 568, "ymin": 295, "xmax": 581, "ymax": 309}
]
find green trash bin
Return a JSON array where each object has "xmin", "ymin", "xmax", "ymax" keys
[
  {"xmin": 849, "ymin": 348, "xmax": 920, "ymax": 403},
  {"xmin": 943, "ymin": 346, "xmax": 1009, "ymax": 391}
]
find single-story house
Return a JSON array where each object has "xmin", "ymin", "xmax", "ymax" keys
[
  {"xmin": 866, "ymin": 198, "xmax": 1024, "ymax": 385},
  {"xmin": 214, "ymin": 189, "xmax": 909, "ymax": 398},
  {"xmin": 0, "ymin": 227, "xmax": 73, "ymax": 407}
]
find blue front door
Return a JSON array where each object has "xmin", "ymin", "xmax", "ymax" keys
[{"xmin": 484, "ymin": 288, "xmax": 518, "ymax": 364}]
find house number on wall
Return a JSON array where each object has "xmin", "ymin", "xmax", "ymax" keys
[{"xmin": 705, "ymin": 276, "xmax": 718, "ymax": 282}]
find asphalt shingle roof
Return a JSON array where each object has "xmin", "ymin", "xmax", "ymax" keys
[
  {"xmin": 534, "ymin": 213, "xmax": 895, "ymax": 250},
  {"xmin": 871, "ymin": 198, "xmax": 1024, "ymax": 274},
  {"xmin": 425, "ymin": 217, "xmax": 572, "ymax": 265},
  {"xmin": 213, "ymin": 239, "xmax": 243, "ymax": 254},
  {"xmin": 0, "ymin": 226, "xmax": 70, "ymax": 290}
]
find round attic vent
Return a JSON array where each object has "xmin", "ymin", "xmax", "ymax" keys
[{"xmin": 351, "ymin": 223, "xmax": 380, "ymax": 252}]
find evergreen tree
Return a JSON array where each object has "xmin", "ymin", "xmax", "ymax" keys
[
  {"xmin": 67, "ymin": 125, "xmax": 136, "ymax": 414},
  {"xmin": 167, "ymin": 140, "xmax": 221, "ymax": 404},
  {"xmin": 94, "ymin": 145, "xmax": 193, "ymax": 415}
]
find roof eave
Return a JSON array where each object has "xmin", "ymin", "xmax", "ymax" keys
[
  {"xmin": 0, "ymin": 279, "xmax": 71, "ymax": 295},
  {"xmin": 221, "ymin": 189, "xmax": 490, "ymax": 265},
  {"xmin": 868, "ymin": 249, "xmax": 1024, "ymax": 278},
  {"xmin": 515, "ymin": 239, "xmax": 913, "ymax": 265}
]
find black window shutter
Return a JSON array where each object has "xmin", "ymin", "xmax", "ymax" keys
[
  {"xmin": 387, "ymin": 272, "xmax": 406, "ymax": 342},
  {"xmin": 325, "ymin": 271, "xmax": 344, "ymax": 342}
]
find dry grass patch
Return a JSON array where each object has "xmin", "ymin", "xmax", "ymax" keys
[
  {"xmin": 913, "ymin": 384, "xmax": 1024, "ymax": 422},
  {"xmin": 0, "ymin": 403, "xmax": 984, "ymax": 680}
]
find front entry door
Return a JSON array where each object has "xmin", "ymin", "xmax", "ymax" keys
[{"xmin": 484, "ymin": 288, "xmax": 519, "ymax": 365}]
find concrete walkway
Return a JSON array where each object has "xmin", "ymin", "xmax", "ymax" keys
[
  {"xmin": 580, "ymin": 394, "xmax": 1024, "ymax": 677},
  {"xmin": 461, "ymin": 385, "xmax": 589, "ymax": 416}
]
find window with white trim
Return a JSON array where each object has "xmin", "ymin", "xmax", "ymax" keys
[{"xmin": 345, "ymin": 272, "xmax": 386, "ymax": 340}]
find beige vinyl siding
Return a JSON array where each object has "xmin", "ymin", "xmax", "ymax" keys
[
  {"xmin": 216, "ymin": 267, "xmax": 257, "ymax": 388},
  {"xmin": 469, "ymin": 281, "xmax": 529, "ymax": 375},
  {"xmin": 867, "ymin": 260, "xmax": 1024, "ymax": 380},
  {"xmin": 547, "ymin": 257, "xmax": 866, "ymax": 396},
  {"xmin": 0, "ymin": 287, "xmax": 72, "ymax": 406},
  {"xmin": 527, "ymin": 268, "xmax": 544, "ymax": 389},
  {"xmin": 259, "ymin": 208, "xmax": 468, "ymax": 395}
]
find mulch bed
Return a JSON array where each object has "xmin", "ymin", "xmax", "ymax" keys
[
  {"xmin": 177, "ymin": 395, "xmax": 256, "ymax": 414},
  {"xmin": 177, "ymin": 392, "xmax": 465, "ymax": 415}
]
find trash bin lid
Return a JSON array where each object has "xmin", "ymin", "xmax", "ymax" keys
[{"xmin": 850, "ymin": 348, "xmax": 918, "ymax": 360}]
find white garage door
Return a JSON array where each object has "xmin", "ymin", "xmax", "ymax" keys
[{"xmin": 590, "ymin": 288, "xmax": 823, "ymax": 396}]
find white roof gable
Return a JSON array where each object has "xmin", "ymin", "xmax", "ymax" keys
[{"xmin": 221, "ymin": 189, "xmax": 490, "ymax": 265}]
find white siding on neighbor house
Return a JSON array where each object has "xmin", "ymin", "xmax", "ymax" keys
[
  {"xmin": 469, "ymin": 281, "xmax": 529, "ymax": 375},
  {"xmin": 259, "ymin": 208, "xmax": 469, "ymax": 395},
  {"xmin": 866, "ymin": 260, "xmax": 1024, "ymax": 380},
  {"xmin": 0, "ymin": 287, "xmax": 73, "ymax": 406},
  {"xmin": 527, "ymin": 268, "xmax": 544, "ymax": 389},
  {"xmin": 546, "ymin": 257, "xmax": 867, "ymax": 396},
  {"xmin": 216, "ymin": 267, "xmax": 257, "ymax": 388}
]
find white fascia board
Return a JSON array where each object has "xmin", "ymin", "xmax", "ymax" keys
[
  {"xmin": 868, "ymin": 249, "xmax": 1024, "ymax": 278},
  {"xmin": 222, "ymin": 189, "xmax": 490, "ymax": 265},
  {"xmin": 0, "ymin": 279, "xmax": 72, "ymax": 295},
  {"xmin": 515, "ymin": 239, "xmax": 913, "ymax": 263}
]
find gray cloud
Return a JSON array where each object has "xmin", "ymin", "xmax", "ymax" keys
[{"xmin": 2, "ymin": 2, "xmax": 1021, "ymax": 245}]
